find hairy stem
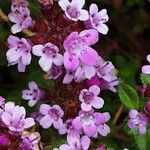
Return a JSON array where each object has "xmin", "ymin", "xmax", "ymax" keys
[{"xmin": 113, "ymin": 105, "xmax": 124, "ymax": 125}]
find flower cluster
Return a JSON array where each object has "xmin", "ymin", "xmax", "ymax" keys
[
  {"xmin": 8, "ymin": 0, "xmax": 33, "ymax": 34},
  {"xmin": 128, "ymin": 109, "xmax": 149, "ymax": 135},
  {"xmin": 0, "ymin": 101, "xmax": 35, "ymax": 133},
  {"xmin": 0, "ymin": 96, "xmax": 41, "ymax": 149},
  {"xmin": 5, "ymin": 0, "xmax": 120, "ymax": 149}
]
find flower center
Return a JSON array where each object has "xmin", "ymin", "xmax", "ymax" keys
[
  {"xmin": 83, "ymin": 91, "xmax": 94, "ymax": 104},
  {"xmin": 49, "ymin": 108, "xmax": 60, "ymax": 120},
  {"xmin": 81, "ymin": 113, "xmax": 93, "ymax": 125},
  {"xmin": 42, "ymin": 46, "xmax": 57, "ymax": 58},
  {"xmin": 66, "ymin": 6, "xmax": 80, "ymax": 19}
]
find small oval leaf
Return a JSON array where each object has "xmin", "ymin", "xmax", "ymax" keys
[{"xmin": 118, "ymin": 83, "xmax": 139, "ymax": 109}]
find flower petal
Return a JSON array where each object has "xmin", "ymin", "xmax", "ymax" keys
[
  {"xmin": 24, "ymin": 118, "xmax": 35, "ymax": 128},
  {"xmin": 142, "ymin": 65, "xmax": 150, "ymax": 74},
  {"xmin": 40, "ymin": 115, "xmax": 52, "ymax": 129},
  {"xmin": 39, "ymin": 57, "xmax": 52, "ymax": 72},
  {"xmin": 90, "ymin": 4, "xmax": 98, "ymax": 15},
  {"xmin": 92, "ymin": 97, "xmax": 104, "ymax": 109},
  {"xmin": 97, "ymin": 23, "xmax": 109, "ymax": 35},
  {"xmin": 78, "ymin": 10, "xmax": 89, "ymax": 21},
  {"xmin": 79, "ymin": 29, "xmax": 99, "ymax": 46},
  {"xmin": 80, "ymin": 46, "xmax": 99, "ymax": 65},
  {"xmin": 89, "ymin": 85, "xmax": 100, "ymax": 95},
  {"xmin": 58, "ymin": 0, "xmax": 70, "ymax": 11},
  {"xmin": 39, "ymin": 104, "xmax": 50, "ymax": 115},
  {"xmin": 32, "ymin": 45, "xmax": 43, "ymax": 56},
  {"xmin": 11, "ymin": 24, "xmax": 22, "ymax": 34}
]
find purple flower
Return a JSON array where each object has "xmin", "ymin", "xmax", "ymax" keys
[
  {"xmin": 22, "ymin": 81, "xmax": 44, "ymax": 107},
  {"xmin": 11, "ymin": 0, "xmax": 28, "ymax": 11},
  {"xmin": 39, "ymin": 104, "xmax": 64, "ymax": 129},
  {"xmin": 46, "ymin": 65, "xmax": 63, "ymax": 80},
  {"xmin": 95, "ymin": 59, "xmax": 119, "ymax": 92},
  {"xmin": 58, "ymin": 0, "xmax": 89, "ymax": 21},
  {"xmin": 6, "ymin": 35, "xmax": 32, "ymax": 72},
  {"xmin": 58, "ymin": 119, "xmax": 76, "ymax": 135},
  {"xmin": 20, "ymin": 131, "xmax": 41, "ymax": 150},
  {"xmin": 85, "ymin": 4, "xmax": 109, "ymax": 35},
  {"xmin": 0, "ymin": 135, "xmax": 10, "ymax": 147},
  {"xmin": 1, "ymin": 102, "xmax": 35, "ymax": 132},
  {"xmin": 142, "ymin": 54, "xmax": 150, "ymax": 74},
  {"xmin": 0, "ymin": 96, "xmax": 5, "ymax": 107},
  {"xmin": 32, "ymin": 43, "xmax": 63, "ymax": 72},
  {"xmin": 55, "ymin": 132, "xmax": 90, "ymax": 150},
  {"xmin": 146, "ymin": 100, "xmax": 150, "ymax": 113},
  {"xmin": 63, "ymin": 29, "xmax": 100, "ymax": 84},
  {"xmin": 63, "ymin": 70, "xmax": 75, "ymax": 84},
  {"xmin": 87, "ymin": 75, "xmax": 101, "ymax": 87},
  {"xmin": 96, "ymin": 145, "xmax": 106, "ymax": 150},
  {"xmin": 94, "ymin": 112, "xmax": 110, "ymax": 137},
  {"xmin": 74, "ymin": 63, "xmax": 96, "ymax": 82},
  {"xmin": 79, "ymin": 85, "xmax": 104, "ymax": 111},
  {"xmin": 128, "ymin": 109, "xmax": 149, "ymax": 135},
  {"xmin": 8, "ymin": 0, "xmax": 33, "ymax": 34},
  {"xmin": 63, "ymin": 29, "xmax": 99, "ymax": 67},
  {"xmin": 72, "ymin": 110, "xmax": 110, "ymax": 137}
]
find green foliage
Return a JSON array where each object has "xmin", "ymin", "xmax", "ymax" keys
[
  {"xmin": 134, "ymin": 130, "xmax": 150, "ymax": 150},
  {"xmin": 114, "ymin": 55, "xmax": 140, "ymax": 86},
  {"xmin": 141, "ymin": 74, "xmax": 150, "ymax": 85},
  {"xmin": 118, "ymin": 83, "xmax": 139, "ymax": 109},
  {"xmin": 126, "ymin": 0, "xmax": 144, "ymax": 7},
  {"xmin": 28, "ymin": 0, "xmax": 41, "ymax": 16},
  {"xmin": 0, "ymin": 22, "xmax": 10, "ymax": 42},
  {"xmin": 0, "ymin": 0, "xmax": 10, "ymax": 13}
]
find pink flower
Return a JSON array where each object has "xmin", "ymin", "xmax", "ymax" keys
[
  {"xmin": 1, "ymin": 102, "xmax": 35, "ymax": 132},
  {"xmin": 0, "ymin": 135, "xmax": 10, "ymax": 147},
  {"xmin": 72, "ymin": 110, "xmax": 110, "ymax": 137},
  {"xmin": 79, "ymin": 85, "xmax": 104, "ymax": 111},
  {"xmin": 8, "ymin": 0, "xmax": 33, "ymax": 34},
  {"xmin": 142, "ymin": 54, "xmax": 150, "ymax": 74},
  {"xmin": 63, "ymin": 29, "xmax": 100, "ymax": 84},
  {"xmin": 22, "ymin": 81, "xmax": 44, "ymax": 107},
  {"xmin": 128, "ymin": 109, "xmax": 149, "ymax": 135},
  {"xmin": 58, "ymin": 119, "xmax": 75, "ymax": 135},
  {"xmin": 74, "ymin": 63, "xmax": 96, "ymax": 82},
  {"xmin": 46, "ymin": 65, "xmax": 63, "ymax": 80},
  {"xmin": 87, "ymin": 75, "xmax": 101, "ymax": 87},
  {"xmin": 39, "ymin": 104, "xmax": 64, "ymax": 129},
  {"xmin": 0, "ymin": 96, "xmax": 5, "ymax": 107},
  {"xmin": 32, "ymin": 43, "xmax": 63, "ymax": 72},
  {"xmin": 91, "ymin": 58, "xmax": 119, "ymax": 92},
  {"xmin": 6, "ymin": 35, "xmax": 32, "ymax": 72},
  {"xmin": 96, "ymin": 145, "xmax": 106, "ymax": 150},
  {"xmin": 55, "ymin": 132, "xmax": 90, "ymax": 150},
  {"xmin": 58, "ymin": 0, "xmax": 89, "ymax": 21},
  {"xmin": 85, "ymin": 4, "xmax": 109, "ymax": 35},
  {"xmin": 20, "ymin": 131, "xmax": 41, "ymax": 150}
]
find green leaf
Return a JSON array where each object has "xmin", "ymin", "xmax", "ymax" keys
[
  {"xmin": 28, "ymin": 0, "xmax": 41, "ymax": 16},
  {"xmin": 134, "ymin": 134, "xmax": 147, "ymax": 150},
  {"xmin": 118, "ymin": 83, "xmax": 139, "ymax": 109},
  {"xmin": 141, "ymin": 74, "xmax": 150, "ymax": 85}
]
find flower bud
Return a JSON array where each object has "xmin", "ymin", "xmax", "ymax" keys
[{"xmin": 146, "ymin": 101, "xmax": 150, "ymax": 113}]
